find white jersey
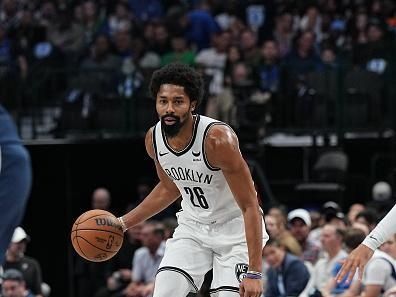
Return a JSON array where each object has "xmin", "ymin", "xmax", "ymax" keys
[{"xmin": 153, "ymin": 115, "xmax": 242, "ymax": 224}]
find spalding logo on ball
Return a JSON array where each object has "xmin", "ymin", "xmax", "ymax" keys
[{"xmin": 71, "ymin": 209, "xmax": 124, "ymax": 262}]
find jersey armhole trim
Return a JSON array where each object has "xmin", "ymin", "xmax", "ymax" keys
[
  {"xmin": 152, "ymin": 125, "xmax": 158, "ymax": 161},
  {"xmin": 202, "ymin": 122, "xmax": 229, "ymax": 171}
]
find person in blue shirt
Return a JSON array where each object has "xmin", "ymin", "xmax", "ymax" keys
[
  {"xmin": 263, "ymin": 237, "xmax": 311, "ymax": 297},
  {"xmin": 0, "ymin": 104, "xmax": 32, "ymax": 265}
]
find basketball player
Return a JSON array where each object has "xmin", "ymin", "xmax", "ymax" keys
[
  {"xmin": 0, "ymin": 104, "xmax": 32, "ymax": 265},
  {"xmin": 336, "ymin": 203, "xmax": 396, "ymax": 283},
  {"xmin": 117, "ymin": 63, "xmax": 268, "ymax": 297}
]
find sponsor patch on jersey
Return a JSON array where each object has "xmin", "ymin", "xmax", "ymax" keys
[{"xmin": 235, "ymin": 263, "xmax": 248, "ymax": 282}]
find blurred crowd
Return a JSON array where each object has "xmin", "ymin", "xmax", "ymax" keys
[
  {"xmin": 64, "ymin": 180, "xmax": 396, "ymax": 297},
  {"xmin": 0, "ymin": 0, "xmax": 395, "ymax": 135}
]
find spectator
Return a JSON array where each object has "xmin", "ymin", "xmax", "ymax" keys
[
  {"xmin": 91, "ymin": 187, "xmax": 112, "ymax": 210},
  {"xmin": 160, "ymin": 35, "xmax": 195, "ymax": 66},
  {"xmin": 1, "ymin": 269, "xmax": 35, "ymax": 297},
  {"xmin": 3, "ymin": 227, "xmax": 43, "ymax": 297},
  {"xmin": 309, "ymin": 224, "xmax": 347, "ymax": 297},
  {"xmin": 321, "ymin": 227, "xmax": 367, "ymax": 297},
  {"xmin": 265, "ymin": 214, "xmax": 302, "ymax": 257},
  {"xmin": 355, "ymin": 208, "xmax": 379, "ymax": 232},
  {"xmin": 288, "ymin": 208, "xmax": 321, "ymax": 264},
  {"xmin": 263, "ymin": 238, "xmax": 310, "ymax": 297},
  {"xmin": 347, "ymin": 203, "xmax": 365, "ymax": 225},
  {"xmin": 122, "ymin": 221, "xmax": 166, "ymax": 297}
]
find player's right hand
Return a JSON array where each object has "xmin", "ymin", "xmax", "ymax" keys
[
  {"xmin": 239, "ymin": 278, "xmax": 263, "ymax": 297},
  {"xmin": 336, "ymin": 244, "xmax": 374, "ymax": 283}
]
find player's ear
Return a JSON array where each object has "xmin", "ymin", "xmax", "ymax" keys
[{"xmin": 191, "ymin": 102, "xmax": 196, "ymax": 111}]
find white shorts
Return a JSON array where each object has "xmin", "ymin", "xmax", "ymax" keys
[{"xmin": 157, "ymin": 211, "xmax": 268, "ymax": 294}]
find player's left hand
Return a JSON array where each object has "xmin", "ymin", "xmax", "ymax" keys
[{"xmin": 239, "ymin": 278, "xmax": 263, "ymax": 297}]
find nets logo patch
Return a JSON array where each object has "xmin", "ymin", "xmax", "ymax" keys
[{"xmin": 235, "ymin": 263, "xmax": 248, "ymax": 282}]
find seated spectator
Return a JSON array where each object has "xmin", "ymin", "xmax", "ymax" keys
[
  {"xmin": 1, "ymin": 269, "xmax": 35, "ymax": 297},
  {"xmin": 309, "ymin": 224, "xmax": 347, "ymax": 297},
  {"xmin": 122, "ymin": 221, "xmax": 166, "ymax": 297},
  {"xmin": 265, "ymin": 214, "xmax": 302, "ymax": 257},
  {"xmin": 3, "ymin": 227, "xmax": 44, "ymax": 297},
  {"xmin": 263, "ymin": 238, "xmax": 310, "ymax": 297},
  {"xmin": 288, "ymin": 208, "xmax": 321, "ymax": 264},
  {"xmin": 321, "ymin": 227, "xmax": 366, "ymax": 297},
  {"xmin": 347, "ymin": 203, "xmax": 365, "ymax": 225},
  {"xmin": 355, "ymin": 208, "xmax": 379, "ymax": 232}
]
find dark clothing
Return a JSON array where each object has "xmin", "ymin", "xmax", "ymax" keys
[
  {"xmin": 3, "ymin": 256, "xmax": 43, "ymax": 295},
  {"xmin": 0, "ymin": 105, "xmax": 32, "ymax": 265},
  {"xmin": 266, "ymin": 253, "xmax": 310, "ymax": 297}
]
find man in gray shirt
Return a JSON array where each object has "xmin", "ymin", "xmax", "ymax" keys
[{"xmin": 123, "ymin": 221, "xmax": 166, "ymax": 297}]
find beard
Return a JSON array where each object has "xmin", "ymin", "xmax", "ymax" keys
[{"xmin": 161, "ymin": 114, "xmax": 184, "ymax": 138}]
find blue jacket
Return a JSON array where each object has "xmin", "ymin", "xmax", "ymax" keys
[{"xmin": 266, "ymin": 253, "xmax": 310, "ymax": 297}]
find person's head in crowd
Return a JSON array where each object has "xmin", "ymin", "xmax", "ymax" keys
[
  {"xmin": 91, "ymin": 34, "xmax": 112, "ymax": 60},
  {"xmin": 113, "ymin": 2, "xmax": 131, "ymax": 20},
  {"xmin": 240, "ymin": 28, "xmax": 257, "ymax": 52},
  {"xmin": 113, "ymin": 28, "xmax": 132, "ymax": 54},
  {"xmin": 321, "ymin": 46, "xmax": 337, "ymax": 65},
  {"xmin": 351, "ymin": 221, "xmax": 370, "ymax": 236},
  {"xmin": 262, "ymin": 238, "xmax": 286, "ymax": 268},
  {"xmin": 213, "ymin": 30, "xmax": 231, "ymax": 53},
  {"xmin": 40, "ymin": 1, "xmax": 57, "ymax": 22},
  {"xmin": 309, "ymin": 210, "xmax": 322, "ymax": 230},
  {"xmin": 344, "ymin": 227, "xmax": 367, "ymax": 252},
  {"xmin": 260, "ymin": 39, "xmax": 280, "ymax": 63},
  {"xmin": 268, "ymin": 205, "xmax": 288, "ymax": 231},
  {"xmin": 140, "ymin": 221, "xmax": 165, "ymax": 253},
  {"xmin": 170, "ymin": 35, "xmax": 189, "ymax": 53},
  {"xmin": 320, "ymin": 224, "xmax": 345, "ymax": 256},
  {"xmin": 275, "ymin": 10, "xmax": 293, "ymax": 33},
  {"xmin": 322, "ymin": 201, "xmax": 347, "ymax": 228},
  {"xmin": 288, "ymin": 208, "xmax": 311, "ymax": 244},
  {"xmin": 379, "ymin": 234, "xmax": 396, "ymax": 259},
  {"xmin": 154, "ymin": 23, "xmax": 169, "ymax": 45},
  {"xmin": 295, "ymin": 30, "xmax": 316, "ymax": 54},
  {"xmin": 82, "ymin": 0, "xmax": 97, "ymax": 22},
  {"xmin": 366, "ymin": 17, "xmax": 387, "ymax": 42},
  {"xmin": 227, "ymin": 45, "xmax": 243, "ymax": 64},
  {"xmin": 347, "ymin": 203, "xmax": 365, "ymax": 224},
  {"xmin": 7, "ymin": 227, "xmax": 30, "ymax": 260},
  {"xmin": 265, "ymin": 215, "xmax": 280, "ymax": 238},
  {"xmin": 300, "ymin": 5, "xmax": 320, "ymax": 32},
  {"xmin": 1, "ymin": 269, "xmax": 30, "ymax": 297},
  {"xmin": 355, "ymin": 208, "xmax": 378, "ymax": 231},
  {"xmin": 231, "ymin": 62, "xmax": 250, "ymax": 85},
  {"xmin": 91, "ymin": 187, "xmax": 111, "ymax": 210}
]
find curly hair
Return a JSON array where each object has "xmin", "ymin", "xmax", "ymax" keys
[{"xmin": 149, "ymin": 63, "xmax": 204, "ymax": 107}]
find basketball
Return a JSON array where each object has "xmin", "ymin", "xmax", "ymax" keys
[{"xmin": 71, "ymin": 209, "xmax": 124, "ymax": 262}]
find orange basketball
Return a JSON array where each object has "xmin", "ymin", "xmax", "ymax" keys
[{"xmin": 71, "ymin": 209, "xmax": 124, "ymax": 262}]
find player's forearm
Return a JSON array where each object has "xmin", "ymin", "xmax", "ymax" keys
[
  {"xmin": 242, "ymin": 205, "xmax": 263, "ymax": 272},
  {"xmin": 362, "ymin": 204, "xmax": 396, "ymax": 250},
  {"xmin": 120, "ymin": 182, "xmax": 180, "ymax": 229}
]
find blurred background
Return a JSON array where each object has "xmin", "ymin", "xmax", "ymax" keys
[{"xmin": 1, "ymin": 0, "xmax": 396, "ymax": 296}]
